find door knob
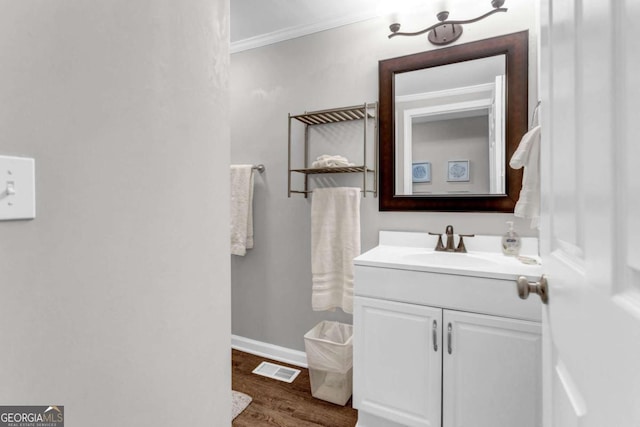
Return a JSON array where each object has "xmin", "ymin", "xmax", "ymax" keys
[{"xmin": 516, "ymin": 275, "xmax": 549, "ymax": 304}]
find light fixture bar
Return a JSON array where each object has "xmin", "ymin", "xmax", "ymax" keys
[{"xmin": 388, "ymin": 1, "xmax": 508, "ymax": 46}]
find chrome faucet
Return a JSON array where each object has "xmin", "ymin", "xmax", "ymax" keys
[{"xmin": 429, "ymin": 225, "xmax": 475, "ymax": 253}]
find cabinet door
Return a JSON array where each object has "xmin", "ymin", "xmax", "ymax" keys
[
  {"xmin": 354, "ymin": 296, "xmax": 442, "ymax": 427},
  {"xmin": 443, "ymin": 310, "xmax": 541, "ymax": 427}
]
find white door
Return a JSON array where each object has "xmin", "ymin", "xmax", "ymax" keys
[
  {"xmin": 442, "ymin": 310, "xmax": 541, "ymax": 427},
  {"xmin": 353, "ymin": 296, "xmax": 442, "ymax": 427},
  {"xmin": 540, "ymin": 1, "xmax": 640, "ymax": 426}
]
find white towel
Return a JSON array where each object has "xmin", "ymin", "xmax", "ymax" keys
[
  {"xmin": 230, "ymin": 165, "xmax": 254, "ymax": 256},
  {"xmin": 312, "ymin": 154, "xmax": 355, "ymax": 168},
  {"xmin": 311, "ymin": 187, "xmax": 361, "ymax": 314},
  {"xmin": 510, "ymin": 125, "xmax": 541, "ymax": 228}
]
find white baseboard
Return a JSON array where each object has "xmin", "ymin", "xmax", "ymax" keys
[{"xmin": 231, "ymin": 335, "xmax": 308, "ymax": 368}]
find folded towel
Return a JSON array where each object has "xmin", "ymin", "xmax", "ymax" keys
[
  {"xmin": 230, "ymin": 165, "xmax": 254, "ymax": 256},
  {"xmin": 311, "ymin": 187, "xmax": 361, "ymax": 314},
  {"xmin": 510, "ymin": 125, "xmax": 541, "ymax": 228},
  {"xmin": 312, "ymin": 154, "xmax": 355, "ymax": 168}
]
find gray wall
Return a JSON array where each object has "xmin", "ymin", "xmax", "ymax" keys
[
  {"xmin": 0, "ymin": 1, "xmax": 231, "ymax": 425},
  {"xmin": 231, "ymin": 4, "xmax": 538, "ymax": 352}
]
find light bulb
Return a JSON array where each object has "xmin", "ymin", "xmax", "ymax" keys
[{"xmin": 435, "ymin": 0, "xmax": 449, "ymax": 12}]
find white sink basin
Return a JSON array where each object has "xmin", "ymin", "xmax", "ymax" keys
[{"xmin": 354, "ymin": 231, "xmax": 543, "ymax": 281}]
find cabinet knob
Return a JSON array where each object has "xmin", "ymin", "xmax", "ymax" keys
[{"xmin": 516, "ymin": 275, "xmax": 549, "ymax": 304}]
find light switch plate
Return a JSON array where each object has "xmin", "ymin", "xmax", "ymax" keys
[{"xmin": 0, "ymin": 155, "xmax": 36, "ymax": 220}]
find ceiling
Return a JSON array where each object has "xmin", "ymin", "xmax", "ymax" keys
[
  {"xmin": 230, "ymin": 0, "xmax": 381, "ymax": 52},
  {"xmin": 230, "ymin": 0, "xmax": 378, "ymax": 43}
]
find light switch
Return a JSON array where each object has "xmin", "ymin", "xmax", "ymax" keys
[{"xmin": 0, "ymin": 155, "xmax": 35, "ymax": 220}]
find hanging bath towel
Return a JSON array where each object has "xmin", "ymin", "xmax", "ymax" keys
[
  {"xmin": 311, "ymin": 187, "xmax": 361, "ymax": 314},
  {"xmin": 510, "ymin": 125, "xmax": 541, "ymax": 228},
  {"xmin": 230, "ymin": 165, "xmax": 254, "ymax": 256}
]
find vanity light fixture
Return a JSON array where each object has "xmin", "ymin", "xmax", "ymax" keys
[{"xmin": 388, "ymin": 0, "xmax": 508, "ymax": 46}]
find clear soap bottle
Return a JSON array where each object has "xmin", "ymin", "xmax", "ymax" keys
[{"xmin": 502, "ymin": 221, "xmax": 521, "ymax": 256}]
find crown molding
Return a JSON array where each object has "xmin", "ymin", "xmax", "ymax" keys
[{"xmin": 231, "ymin": 11, "xmax": 378, "ymax": 54}]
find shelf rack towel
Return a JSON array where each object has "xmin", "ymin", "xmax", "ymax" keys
[{"xmin": 287, "ymin": 102, "xmax": 378, "ymax": 198}]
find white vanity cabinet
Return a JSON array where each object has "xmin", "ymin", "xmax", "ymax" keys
[
  {"xmin": 354, "ymin": 297, "xmax": 443, "ymax": 427},
  {"xmin": 442, "ymin": 309, "xmax": 541, "ymax": 427},
  {"xmin": 354, "ymin": 296, "xmax": 541, "ymax": 427},
  {"xmin": 352, "ymin": 232, "xmax": 544, "ymax": 427}
]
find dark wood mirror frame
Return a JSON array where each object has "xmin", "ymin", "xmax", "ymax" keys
[{"xmin": 379, "ymin": 31, "xmax": 529, "ymax": 212}]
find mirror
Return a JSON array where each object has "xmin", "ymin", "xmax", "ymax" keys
[
  {"xmin": 379, "ymin": 31, "xmax": 528, "ymax": 211},
  {"xmin": 395, "ymin": 55, "xmax": 506, "ymax": 196}
]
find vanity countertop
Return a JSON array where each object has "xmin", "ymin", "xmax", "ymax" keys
[{"xmin": 354, "ymin": 231, "xmax": 543, "ymax": 281}]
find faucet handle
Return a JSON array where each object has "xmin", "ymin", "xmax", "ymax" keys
[
  {"xmin": 428, "ymin": 232, "xmax": 445, "ymax": 251},
  {"xmin": 455, "ymin": 234, "xmax": 475, "ymax": 253}
]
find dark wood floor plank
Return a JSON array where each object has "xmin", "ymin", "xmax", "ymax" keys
[{"xmin": 232, "ymin": 349, "xmax": 358, "ymax": 427}]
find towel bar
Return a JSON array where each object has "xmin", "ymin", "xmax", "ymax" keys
[{"xmin": 252, "ymin": 164, "xmax": 265, "ymax": 173}]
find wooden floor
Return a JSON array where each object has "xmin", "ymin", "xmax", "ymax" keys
[{"xmin": 232, "ymin": 349, "xmax": 358, "ymax": 427}]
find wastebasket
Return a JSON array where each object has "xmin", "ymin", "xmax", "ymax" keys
[{"xmin": 304, "ymin": 321, "xmax": 353, "ymax": 406}]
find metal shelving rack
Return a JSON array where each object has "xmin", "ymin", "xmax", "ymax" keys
[{"xmin": 287, "ymin": 102, "xmax": 378, "ymax": 198}]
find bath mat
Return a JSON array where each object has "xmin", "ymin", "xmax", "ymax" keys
[{"xmin": 232, "ymin": 390, "xmax": 252, "ymax": 420}]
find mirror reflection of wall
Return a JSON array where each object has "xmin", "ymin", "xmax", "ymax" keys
[
  {"xmin": 395, "ymin": 55, "xmax": 506, "ymax": 196},
  {"xmin": 412, "ymin": 116, "xmax": 489, "ymax": 194}
]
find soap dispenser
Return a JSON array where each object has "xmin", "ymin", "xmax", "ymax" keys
[{"xmin": 502, "ymin": 221, "xmax": 521, "ymax": 256}]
